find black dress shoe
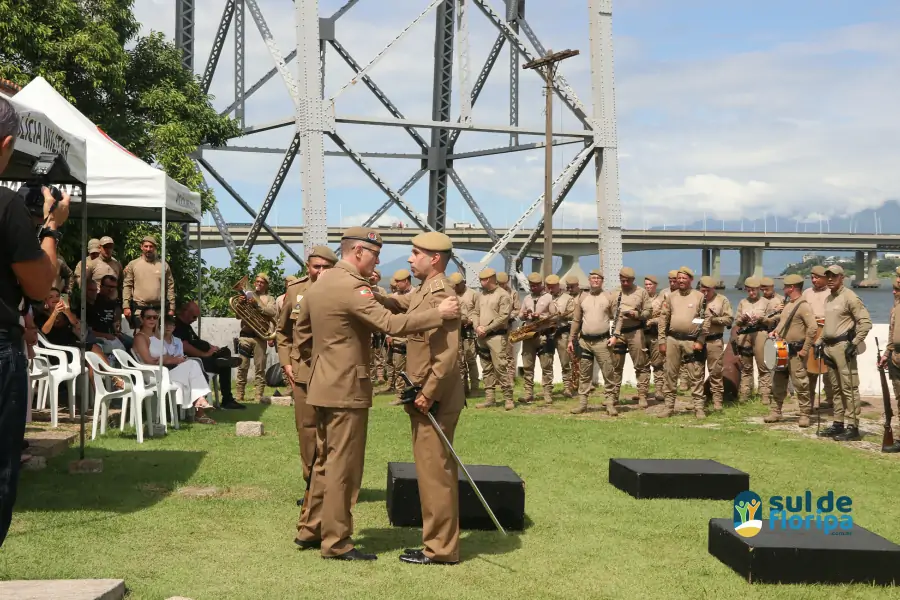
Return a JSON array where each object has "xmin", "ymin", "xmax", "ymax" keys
[
  {"xmin": 817, "ymin": 422, "xmax": 845, "ymax": 437},
  {"xmin": 294, "ymin": 538, "xmax": 321, "ymax": 550},
  {"xmin": 403, "ymin": 548, "xmax": 423, "ymax": 555},
  {"xmin": 220, "ymin": 399, "xmax": 247, "ymax": 410},
  {"xmin": 328, "ymin": 548, "xmax": 377, "ymax": 561},
  {"xmin": 216, "ymin": 356, "xmax": 242, "ymax": 369},
  {"xmin": 399, "ymin": 552, "xmax": 457, "ymax": 566},
  {"xmin": 883, "ymin": 441, "xmax": 900, "ymax": 453},
  {"xmin": 833, "ymin": 425, "xmax": 861, "ymax": 442}
]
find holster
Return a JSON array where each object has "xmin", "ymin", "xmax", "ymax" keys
[
  {"xmin": 461, "ymin": 324, "xmax": 476, "ymax": 340},
  {"xmin": 235, "ymin": 337, "xmax": 254, "ymax": 358},
  {"xmin": 536, "ymin": 334, "xmax": 556, "ymax": 356},
  {"xmin": 611, "ymin": 341, "xmax": 629, "ymax": 355},
  {"xmin": 682, "ymin": 346, "xmax": 708, "ymax": 364},
  {"xmin": 372, "ymin": 332, "xmax": 387, "ymax": 349},
  {"xmin": 476, "ymin": 344, "xmax": 492, "ymax": 360},
  {"xmin": 787, "ymin": 341, "xmax": 804, "ymax": 357},
  {"xmin": 572, "ymin": 339, "xmax": 583, "ymax": 359}
]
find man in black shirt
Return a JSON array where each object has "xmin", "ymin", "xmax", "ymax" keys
[
  {"xmin": 174, "ymin": 301, "xmax": 244, "ymax": 410},
  {"xmin": 87, "ymin": 275, "xmax": 126, "ymax": 354},
  {"xmin": 0, "ymin": 96, "xmax": 71, "ymax": 547}
]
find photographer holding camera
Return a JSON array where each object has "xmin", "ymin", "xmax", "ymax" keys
[{"xmin": 0, "ymin": 96, "xmax": 70, "ymax": 547}]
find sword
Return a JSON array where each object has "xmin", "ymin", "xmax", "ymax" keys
[{"xmin": 398, "ymin": 372, "xmax": 507, "ymax": 535}]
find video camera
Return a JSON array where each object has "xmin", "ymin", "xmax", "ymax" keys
[{"xmin": 16, "ymin": 153, "xmax": 64, "ymax": 219}]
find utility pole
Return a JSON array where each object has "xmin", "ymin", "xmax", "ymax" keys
[{"xmin": 523, "ymin": 48, "xmax": 579, "ymax": 278}]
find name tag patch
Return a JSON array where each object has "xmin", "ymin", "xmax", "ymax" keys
[{"xmin": 692, "ymin": 318, "xmax": 704, "ymax": 324}]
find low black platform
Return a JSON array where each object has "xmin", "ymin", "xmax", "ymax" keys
[
  {"xmin": 709, "ymin": 518, "xmax": 900, "ymax": 585},
  {"xmin": 609, "ymin": 458, "xmax": 749, "ymax": 500},
  {"xmin": 386, "ymin": 462, "xmax": 525, "ymax": 531}
]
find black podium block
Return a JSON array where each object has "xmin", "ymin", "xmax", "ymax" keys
[
  {"xmin": 709, "ymin": 518, "xmax": 900, "ymax": 585},
  {"xmin": 609, "ymin": 458, "xmax": 749, "ymax": 500},
  {"xmin": 386, "ymin": 462, "xmax": 525, "ymax": 531}
]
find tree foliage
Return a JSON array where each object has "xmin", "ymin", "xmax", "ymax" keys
[{"xmin": 202, "ymin": 249, "xmax": 305, "ymax": 317}]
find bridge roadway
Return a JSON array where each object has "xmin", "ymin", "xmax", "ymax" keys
[{"xmin": 196, "ymin": 224, "xmax": 900, "ymax": 255}]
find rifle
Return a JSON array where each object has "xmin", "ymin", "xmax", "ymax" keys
[{"xmin": 875, "ymin": 338, "xmax": 895, "ymax": 451}]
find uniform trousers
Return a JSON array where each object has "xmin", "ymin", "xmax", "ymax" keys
[
  {"xmin": 291, "ymin": 381, "xmax": 317, "ymax": 482},
  {"xmin": 505, "ymin": 331, "xmax": 517, "ymax": 386},
  {"xmin": 705, "ymin": 339, "xmax": 726, "ymax": 405},
  {"xmin": 773, "ymin": 354, "xmax": 810, "ymax": 413},
  {"xmin": 611, "ymin": 330, "xmax": 650, "ymax": 401},
  {"xmin": 554, "ymin": 331, "xmax": 573, "ymax": 393},
  {"xmin": 738, "ymin": 332, "xmax": 772, "ymax": 401},
  {"xmin": 236, "ymin": 335, "xmax": 267, "ymax": 401},
  {"xmin": 577, "ymin": 337, "xmax": 616, "ymax": 404},
  {"xmin": 390, "ymin": 346, "xmax": 407, "ymax": 392},
  {"xmin": 478, "ymin": 334, "xmax": 512, "ymax": 402},
  {"xmin": 521, "ymin": 336, "xmax": 555, "ymax": 400},
  {"xmin": 460, "ymin": 336, "xmax": 479, "ymax": 392},
  {"xmin": 406, "ymin": 400, "xmax": 462, "ymax": 562},
  {"xmin": 890, "ymin": 356, "xmax": 900, "ymax": 419},
  {"xmin": 664, "ymin": 337, "xmax": 705, "ymax": 410},
  {"xmin": 824, "ymin": 341, "xmax": 861, "ymax": 427},
  {"xmin": 370, "ymin": 345, "xmax": 386, "ymax": 381},
  {"xmin": 296, "ymin": 407, "xmax": 367, "ymax": 557},
  {"xmin": 644, "ymin": 327, "xmax": 665, "ymax": 395}
]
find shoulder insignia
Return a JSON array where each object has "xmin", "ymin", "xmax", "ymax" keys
[
  {"xmin": 359, "ymin": 287, "xmax": 373, "ymax": 297},
  {"xmin": 430, "ymin": 279, "xmax": 445, "ymax": 293}
]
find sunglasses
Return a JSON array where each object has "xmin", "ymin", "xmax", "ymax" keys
[{"xmin": 143, "ymin": 314, "xmax": 159, "ymax": 320}]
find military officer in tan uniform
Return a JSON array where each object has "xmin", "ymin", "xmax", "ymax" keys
[
  {"xmin": 73, "ymin": 238, "xmax": 101, "ymax": 289},
  {"xmin": 699, "ymin": 276, "xmax": 734, "ymax": 411},
  {"xmin": 474, "ymin": 269, "xmax": 514, "ymax": 410},
  {"xmin": 496, "ymin": 272, "xmax": 520, "ymax": 388},
  {"xmin": 122, "ymin": 235, "xmax": 176, "ymax": 326},
  {"xmin": 292, "ymin": 227, "xmax": 459, "ymax": 561},
  {"xmin": 644, "ymin": 275, "xmax": 666, "ymax": 400},
  {"xmin": 764, "ymin": 274, "xmax": 817, "ymax": 426},
  {"xmin": 92, "ymin": 236, "xmax": 124, "ymax": 289},
  {"xmin": 802, "ymin": 265, "xmax": 835, "ymax": 409},
  {"xmin": 734, "ymin": 276, "xmax": 777, "ymax": 404},
  {"xmin": 877, "ymin": 278, "xmax": 900, "ymax": 453},
  {"xmin": 661, "ymin": 269, "xmax": 687, "ymax": 392},
  {"xmin": 387, "ymin": 269, "xmax": 414, "ymax": 397},
  {"xmin": 816, "ymin": 265, "xmax": 872, "ymax": 442},
  {"xmin": 451, "ymin": 272, "xmax": 480, "ymax": 394},
  {"xmin": 761, "ymin": 277, "xmax": 785, "ymax": 316},
  {"xmin": 378, "ymin": 232, "xmax": 465, "ymax": 565},
  {"xmin": 369, "ymin": 269, "xmax": 388, "ymax": 384},
  {"xmin": 235, "ymin": 272, "xmax": 277, "ymax": 403},
  {"xmin": 547, "ymin": 274, "xmax": 576, "ymax": 397},
  {"xmin": 276, "ymin": 245, "xmax": 338, "ymax": 491},
  {"xmin": 568, "ymin": 269, "xmax": 616, "ymax": 415},
  {"xmin": 607, "ymin": 267, "xmax": 652, "ymax": 407},
  {"xmin": 518, "ymin": 272, "xmax": 557, "ymax": 403},
  {"xmin": 565, "ymin": 274, "xmax": 583, "ymax": 302},
  {"xmin": 658, "ymin": 266, "xmax": 710, "ymax": 418}
]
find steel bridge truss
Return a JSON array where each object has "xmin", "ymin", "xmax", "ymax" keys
[{"xmin": 177, "ymin": 0, "xmax": 622, "ymax": 285}]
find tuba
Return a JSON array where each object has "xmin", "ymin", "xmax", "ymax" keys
[
  {"xmin": 509, "ymin": 307, "xmax": 574, "ymax": 344},
  {"xmin": 229, "ymin": 276, "xmax": 277, "ymax": 340}
]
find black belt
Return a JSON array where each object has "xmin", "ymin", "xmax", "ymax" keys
[
  {"xmin": 706, "ymin": 333, "xmax": 724, "ymax": 342},
  {"xmin": 788, "ymin": 341, "xmax": 805, "ymax": 356},
  {"xmin": 619, "ymin": 324, "xmax": 643, "ymax": 335},
  {"xmin": 823, "ymin": 331, "xmax": 854, "ymax": 345},
  {"xmin": 0, "ymin": 327, "xmax": 24, "ymax": 343},
  {"xmin": 668, "ymin": 332, "xmax": 698, "ymax": 342},
  {"xmin": 581, "ymin": 332, "xmax": 610, "ymax": 342},
  {"xmin": 485, "ymin": 329, "xmax": 507, "ymax": 337},
  {"xmin": 553, "ymin": 327, "xmax": 570, "ymax": 337}
]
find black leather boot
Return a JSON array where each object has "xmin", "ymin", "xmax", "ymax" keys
[
  {"xmin": 833, "ymin": 425, "xmax": 861, "ymax": 442},
  {"xmin": 883, "ymin": 441, "xmax": 900, "ymax": 453},
  {"xmin": 817, "ymin": 422, "xmax": 845, "ymax": 438}
]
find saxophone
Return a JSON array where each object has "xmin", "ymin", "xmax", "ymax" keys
[
  {"xmin": 229, "ymin": 276, "xmax": 277, "ymax": 340},
  {"xmin": 509, "ymin": 307, "xmax": 574, "ymax": 343}
]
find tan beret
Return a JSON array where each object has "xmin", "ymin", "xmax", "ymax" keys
[
  {"xmin": 479, "ymin": 268, "xmax": 496, "ymax": 279},
  {"xmin": 619, "ymin": 267, "xmax": 635, "ymax": 279},
  {"xmin": 760, "ymin": 277, "xmax": 774, "ymax": 286},
  {"xmin": 140, "ymin": 235, "xmax": 157, "ymax": 246},
  {"xmin": 342, "ymin": 226, "xmax": 382, "ymax": 247},
  {"xmin": 565, "ymin": 274, "xmax": 579, "ymax": 285},
  {"xmin": 527, "ymin": 272, "xmax": 543, "ymax": 284},
  {"xmin": 545, "ymin": 274, "xmax": 560, "ymax": 285},
  {"xmin": 744, "ymin": 276, "xmax": 761, "ymax": 288},
  {"xmin": 825, "ymin": 265, "xmax": 844, "ymax": 275},
  {"xmin": 496, "ymin": 272, "xmax": 510, "ymax": 283},
  {"xmin": 589, "ymin": 269, "xmax": 604, "ymax": 278},
  {"xmin": 99, "ymin": 236, "xmax": 114, "ymax": 246},
  {"xmin": 810, "ymin": 266, "xmax": 826, "ymax": 276},
  {"xmin": 88, "ymin": 238, "xmax": 101, "ymax": 252},
  {"xmin": 783, "ymin": 274, "xmax": 804, "ymax": 285},
  {"xmin": 372, "ymin": 269, "xmax": 381, "ymax": 278},
  {"xmin": 668, "ymin": 270, "xmax": 678, "ymax": 278},
  {"xmin": 448, "ymin": 272, "xmax": 464, "ymax": 285},
  {"xmin": 393, "ymin": 269, "xmax": 411, "ymax": 281},
  {"xmin": 644, "ymin": 274, "xmax": 658, "ymax": 284},
  {"xmin": 699, "ymin": 276, "xmax": 716, "ymax": 288},
  {"xmin": 308, "ymin": 245, "xmax": 338, "ymax": 264},
  {"xmin": 255, "ymin": 272, "xmax": 270, "ymax": 283},
  {"xmin": 411, "ymin": 231, "xmax": 452, "ymax": 252},
  {"xmin": 678, "ymin": 266, "xmax": 694, "ymax": 278}
]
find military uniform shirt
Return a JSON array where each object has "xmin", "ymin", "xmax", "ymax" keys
[
  {"xmin": 765, "ymin": 293, "xmax": 785, "ymax": 315},
  {"xmin": 801, "ymin": 287, "xmax": 830, "ymax": 322},
  {"xmin": 91, "ymin": 256, "xmax": 124, "ymax": 285},
  {"xmin": 612, "ymin": 287, "xmax": 651, "ymax": 332},
  {"xmin": 705, "ymin": 294, "xmax": 734, "ymax": 336},
  {"xmin": 476, "ymin": 288, "xmax": 512, "ymax": 333},
  {"xmin": 775, "ymin": 297, "xmax": 817, "ymax": 351},
  {"xmin": 389, "ymin": 289, "xmax": 413, "ymax": 344},
  {"xmin": 277, "ymin": 276, "xmax": 311, "ymax": 375},
  {"xmin": 658, "ymin": 289, "xmax": 709, "ymax": 343},
  {"xmin": 571, "ymin": 291, "xmax": 614, "ymax": 337},
  {"xmin": 520, "ymin": 292, "xmax": 555, "ymax": 318},
  {"xmin": 552, "ymin": 292, "xmax": 576, "ymax": 326},
  {"xmin": 889, "ymin": 299, "xmax": 900, "ymax": 352},
  {"xmin": 736, "ymin": 297, "xmax": 771, "ymax": 325},
  {"xmin": 122, "ymin": 257, "xmax": 176, "ymax": 309},
  {"xmin": 646, "ymin": 292, "xmax": 666, "ymax": 330},
  {"xmin": 458, "ymin": 287, "xmax": 479, "ymax": 326},
  {"xmin": 823, "ymin": 286, "xmax": 872, "ymax": 345}
]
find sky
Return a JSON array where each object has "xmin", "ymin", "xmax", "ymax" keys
[{"xmin": 133, "ymin": 0, "xmax": 900, "ymax": 271}]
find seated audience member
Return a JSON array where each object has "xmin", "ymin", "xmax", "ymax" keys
[
  {"xmin": 132, "ymin": 308, "xmax": 216, "ymax": 424},
  {"xmin": 70, "ymin": 278, "xmax": 125, "ymax": 356},
  {"xmin": 173, "ymin": 301, "xmax": 244, "ymax": 410},
  {"xmin": 94, "ymin": 275, "xmax": 132, "ymax": 352}
]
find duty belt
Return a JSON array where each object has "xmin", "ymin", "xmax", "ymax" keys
[
  {"xmin": 390, "ymin": 343, "xmax": 407, "ymax": 355},
  {"xmin": 706, "ymin": 332, "xmax": 724, "ymax": 342},
  {"xmin": 668, "ymin": 331, "xmax": 698, "ymax": 342},
  {"xmin": 553, "ymin": 326, "xmax": 570, "ymax": 337},
  {"xmin": 581, "ymin": 332, "xmax": 610, "ymax": 342},
  {"xmin": 619, "ymin": 323, "xmax": 643, "ymax": 335},
  {"xmin": 823, "ymin": 331, "xmax": 854, "ymax": 345},
  {"xmin": 787, "ymin": 341, "xmax": 805, "ymax": 356}
]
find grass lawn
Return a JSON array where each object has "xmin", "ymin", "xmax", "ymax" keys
[{"xmin": 2, "ymin": 384, "xmax": 899, "ymax": 600}]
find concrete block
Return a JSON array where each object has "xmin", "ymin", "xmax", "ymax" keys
[
  {"xmin": 0, "ymin": 578, "xmax": 125, "ymax": 600},
  {"xmin": 22, "ymin": 456, "xmax": 47, "ymax": 470},
  {"xmin": 260, "ymin": 394, "xmax": 292, "ymax": 407},
  {"xmin": 236, "ymin": 421, "xmax": 264, "ymax": 437},
  {"xmin": 68, "ymin": 459, "xmax": 103, "ymax": 474}
]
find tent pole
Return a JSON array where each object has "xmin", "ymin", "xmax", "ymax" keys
[
  {"xmin": 78, "ymin": 184, "xmax": 88, "ymax": 460},
  {"xmin": 158, "ymin": 206, "xmax": 167, "ymax": 437},
  {"xmin": 196, "ymin": 220, "xmax": 202, "ymax": 337}
]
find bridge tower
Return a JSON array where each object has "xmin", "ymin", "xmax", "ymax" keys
[{"xmin": 176, "ymin": 0, "xmax": 623, "ymax": 286}]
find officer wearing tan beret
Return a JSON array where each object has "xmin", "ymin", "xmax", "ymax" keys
[
  {"xmin": 699, "ymin": 275, "xmax": 733, "ymax": 411},
  {"xmin": 765, "ymin": 274, "xmax": 816, "ymax": 426},
  {"xmin": 292, "ymin": 227, "xmax": 460, "ymax": 561},
  {"xmin": 565, "ymin": 274, "xmax": 583, "ymax": 303},
  {"xmin": 546, "ymin": 274, "xmax": 577, "ymax": 397},
  {"xmin": 496, "ymin": 271, "xmax": 520, "ymax": 389},
  {"xmin": 450, "ymin": 272, "xmax": 480, "ymax": 394},
  {"xmin": 760, "ymin": 276, "xmax": 785, "ymax": 316},
  {"xmin": 568, "ymin": 269, "xmax": 617, "ymax": 415},
  {"xmin": 474, "ymin": 268, "xmax": 514, "ymax": 410},
  {"xmin": 661, "ymin": 269, "xmax": 678, "ymax": 302},
  {"xmin": 276, "ymin": 245, "xmax": 337, "ymax": 496},
  {"xmin": 387, "ymin": 269, "xmax": 414, "ymax": 398},
  {"xmin": 643, "ymin": 274, "xmax": 666, "ymax": 400},
  {"xmin": 608, "ymin": 267, "xmax": 652, "ymax": 407},
  {"xmin": 734, "ymin": 276, "xmax": 776, "ymax": 404},
  {"xmin": 803, "ymin": 265, "xmax": 835, "ymax": 409},
  {"xmin": 518, "ymin": 272, "xmax": 557, "ymax": 403}
]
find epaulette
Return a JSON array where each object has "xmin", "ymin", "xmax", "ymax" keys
[{"xmin": 429, "ymin": 278, "xmax": 445, "ymax": 294}]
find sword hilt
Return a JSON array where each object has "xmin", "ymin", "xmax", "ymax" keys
[{"xmin": 397, "ymin": 371, "xmax": 436, "ymax": 415}]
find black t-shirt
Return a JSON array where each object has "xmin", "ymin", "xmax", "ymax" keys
[
  {"xmin": 0, "ymin": 186, "xmax": 43, "ymax": 329},
  {"xmin": 173, "ymin": 317, "xmax": 210, "ymax": 353},
  {"xmin": 89, "ymin": 296, "xmax": 118, "ymax": 334}
]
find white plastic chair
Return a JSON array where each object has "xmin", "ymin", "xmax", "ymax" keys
[
  {"xmin": 84, "ymin": 353, "xmax": 135, "ymax": 440},
  {"xmin": 28, "ymin": 356, "xmax": 52, "ymax": 421},
  {"xmin": 113, "ymin": 349, "xmax": 181, "ymax": 438},
  {"xmin": 33, "ymin": 338, "xmax": 79, "ymax": 428}
]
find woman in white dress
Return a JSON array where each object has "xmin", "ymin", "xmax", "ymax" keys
[{"xmin": 132, "ymin": 308, "xmax": 216, "ymax": 424}]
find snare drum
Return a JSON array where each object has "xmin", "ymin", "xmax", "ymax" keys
[{"xmin": 763, "ymin": 338, "xmax": 790, "ymax": 372}]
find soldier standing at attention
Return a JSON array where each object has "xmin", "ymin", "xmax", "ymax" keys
[
  {"xmin": 644, "ymin": 275, "xmax": 666, "ymax": 401},
  {"xmin": 73, "ymin": 238, "xmax": 100, "ymax": 289},
  {"xmin": 451, "ymin": 273, "xmax": 480, "ymax": 395},
  {"xmin": 765, "ymin": 274, "xmax": 816, "ymax": 426},
  {"xmin": 565, "ymin": 274, "xmax": 583, "ymax": 302},
  {"xmin": 734, "ymin": 277, "xmax": 776, "ymax": 404},
  {"xmin": 699, "ymin": 276, "xmax": 733, "ymax": 411},
  {"xmin": 568, "ymin": 269, "xmax": 616, "ymax": 415},
  {"xmin": 122, "ymin": 235, "xmax": 175, "ymax": 326},
  {"xmin": 93, "ymin": 236, "xmax": 123, "ymax": 289},
  {"xmin": 276, "ymin": 246, "xmax": 337, "ymax": 497},
  {"xmin": 291, "ymin": 227, "xmax": 459, "ymax": 561},
  {"xmin": 802, "ymin": 265, "xmax": 835, "ymax": 409},
  {"xmin": 496, "ymin": 272, "xmax": 520, "ymax": 389},
  {"xmin": 474, "ymin": 269, "xmax": 514, "ymax": 410},
  {"xmin": 235, "ymin": 273, "xmax": 277, "ymax": 403},
  {"xmin": 662, "ymin": 270, "xmax": 678, "ymax": 301},
  {"xmin": 658, "ymin": 267, "xmax": 710, "ymax": 419},
  {"xmin": 518, "ymin": 272, "xmax": 557, "ymax": 404},
  {"xmin": 387, "ymin": 269, "xmax": 414, "ymax": 398},
  {"xmin": 547, "ymin": 274, "xmax": 576, "ymax": 398},
  {"xmin": 816, "ymin": 265, "xmax": 872, "ymax": 442},
  {"xmin": 761, "ymin": 277, "xmax": 785, "ymax": 316},
  {"xmin": 877, "ymin": 277, "xmax": 900, "ymax": 453},
  {"xmin": 608, "ymin": 267, "xmax": 652, "ymax": 407}
]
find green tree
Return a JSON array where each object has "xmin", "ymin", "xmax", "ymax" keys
[{"xmin": 202, "ymin": 249, "xmax": 304, "ymax": 317}]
